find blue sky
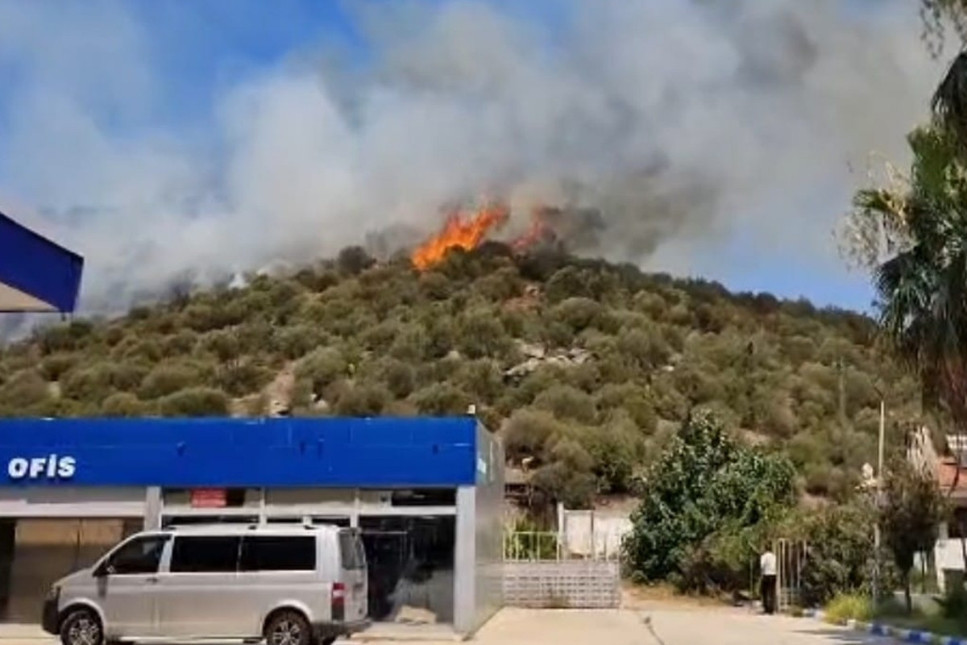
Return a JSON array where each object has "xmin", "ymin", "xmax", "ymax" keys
[{"xmin": 0, "ymin": 0, "xmax": 935, "ymax": 315}]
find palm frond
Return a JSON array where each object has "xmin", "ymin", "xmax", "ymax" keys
[{"xmin": 932, "ymin": 51, "xmax": 967, "ymax": 150}]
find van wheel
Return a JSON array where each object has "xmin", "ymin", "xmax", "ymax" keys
[
  {"xmin": 60, "ymin": 609, "xmax": 103, "ymax": 645},
  {"xmin": 264, "ymin": 610, "xmax": 312, "ymax": 645}
]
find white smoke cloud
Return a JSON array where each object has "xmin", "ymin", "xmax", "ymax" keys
[{"xmin": 0, "ymin": 0, "xmax": 944, "ymax": 316}]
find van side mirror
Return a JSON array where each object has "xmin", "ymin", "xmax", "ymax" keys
[{"xmin": 93, "ymin": 562, "xmax": 111, "ymax": 578}]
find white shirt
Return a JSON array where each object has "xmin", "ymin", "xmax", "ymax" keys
[{"xmin": 760, "ymin": 551, "xmax": 777, "ymax": 576}]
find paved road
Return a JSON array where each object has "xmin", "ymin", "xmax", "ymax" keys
[
  {"xmin": 462, "ymin": 606, "xmax": 892, "ymax": 645},
  {"xmin": 0, "ymin": 607, "xmax": 893, "ymax": 645}
]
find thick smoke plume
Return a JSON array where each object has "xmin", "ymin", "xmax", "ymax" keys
[{"xmin": 0, "ymin": 0, "xmax": 943, "ymax": 318}]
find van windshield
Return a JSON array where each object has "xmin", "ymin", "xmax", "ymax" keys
[{"xmin": 338, "ymin": 531, "xmax": 365, "ymax": 570}]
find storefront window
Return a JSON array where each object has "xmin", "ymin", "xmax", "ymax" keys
[{"xmin": 162, "ymin": 488, "xmax": 261, "ymax": 508}]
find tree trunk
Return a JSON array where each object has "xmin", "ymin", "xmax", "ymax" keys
[
  {"xmin": 960, "ymin": 519, "xmax": 967, "ymax": 587},
  {"xmin": 904, "ymin": 570, "xmax": 913, "ymax": 614}
]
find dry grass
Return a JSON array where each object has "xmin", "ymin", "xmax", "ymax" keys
[{"xmin": 621, "ymin": 582, "xmax": 736, "ymax": 611}]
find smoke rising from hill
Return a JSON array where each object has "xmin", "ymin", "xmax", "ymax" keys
[{"xmin": 0, "ymin": 0, "xmax": 942, "ymax": 316}]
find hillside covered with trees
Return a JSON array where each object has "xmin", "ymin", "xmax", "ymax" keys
[{"xmin": 0, "ymin": 244, "xmax": 921, "ymax": 506}]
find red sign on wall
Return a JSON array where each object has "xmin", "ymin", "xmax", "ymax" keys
[{"xmin": 190, "ymin": 488, "xmax": 227, "ymax": 508}]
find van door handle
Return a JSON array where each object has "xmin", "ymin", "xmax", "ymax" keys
[{"xmin": 146, "ymin": 576, "xmax": 159, "ymax": 583}]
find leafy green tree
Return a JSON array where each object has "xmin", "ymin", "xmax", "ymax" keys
[
  {"xmin": 624, "ymin": 410, "xmax": 795, "ymax": 585},
  {"xmin": 881, "ymin": 460, "xmax": 947, "ymax": 612}
]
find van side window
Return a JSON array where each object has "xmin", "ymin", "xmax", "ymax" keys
[
  {"xmin": 338, "ymin": 531, "xmax": 365, "ymax": 570},
  {"xmin": 240, "ymin": 536, "xmax": 315, "ymax": 572},
  {"xmin": 170, "ymin": 536, "xmax": 240, "ymax": 573},
  {"xmin": 106, "ymin": 535, "xmax": 169, "ymax": 575}
]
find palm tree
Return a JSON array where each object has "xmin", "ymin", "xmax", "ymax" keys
[{"xmin": 845, "ymin": 52, "xmax": 967, "ymax": 578}]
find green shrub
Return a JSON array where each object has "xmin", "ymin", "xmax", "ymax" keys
[
  {"xmin": 60, "ymin": 364, "xmax": 116, "ymax": 402},
  {"xmin": 276, "ymin": 326, "xmax": 327, "ymax": 359},
  {"xmin": 158, "ymin": 387, "xmax": 229, "ymax": 416},
  {"xmin": 502, "ymin": 409, "xmax": 565, "ymax": 461},
  {"xmin": 409, "ymin": 383, "xmax": 471, "ymax": 415},
  {"xmin": 382, "ymin": 360, "xmax": 416, "ymax": 398},
  {"xmin": 456, "ymin": 312, "xmax": 510, "ymax": 359},
  {"xmin": 296, "ymin": 348, "xmax": 347, "ymax": 397},
  {"xmin": 101, "ymin": 392, "xmax": 152, "ymax": 417},
  {"xmin": 530, "ymin": 437, "xmax": 597, "ymax": 508},
  {"xmin": 332, "ymin": 383, "xmax": 390, "ymax": 416},
  {"xmin": 824, "ymin": 593, "xmax": 872, "ymax": 624},
  {"xmin": 161, "ymin": 330, "xmax": 198, "ymax": 356},
  {"xmin": 0, "ymin": 370, "xmax": 50, "ymax": 409},
  {"xmin": 40, "ymin": 354, "xmax": 79, "ymax": 381},
  {"xmin": 533, "ymin": 384, "xmax": 597, "ymax": 424},
  {"xmin": 140, "ymin": 361, "xmax": 207, "ymax": 399},
  {"xmin": 215, "ymin": 362, "xmax": 272, "ymax": 397}
]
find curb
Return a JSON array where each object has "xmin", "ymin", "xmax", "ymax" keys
[{"xmin": 798, "ymin": 608, "xmax": 967, "ymax": 645}]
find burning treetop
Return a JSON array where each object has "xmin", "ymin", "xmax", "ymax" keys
[{"xmin": 410, "ymin": 202, "xmax": 567, "ymax": 270}]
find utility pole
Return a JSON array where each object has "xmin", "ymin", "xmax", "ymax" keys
[{"xmin": 873, "ymin": 397, "xmax": 886, "ymax": 609}]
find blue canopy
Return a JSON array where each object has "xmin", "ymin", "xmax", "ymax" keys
[{"xmin": 0, "ymin": 210, "xmax": 84, "ymax": 313}]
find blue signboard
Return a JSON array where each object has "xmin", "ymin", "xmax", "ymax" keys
[{"xmin": 0, "ymin": 417, "xmax": 480, "ymax": 488}]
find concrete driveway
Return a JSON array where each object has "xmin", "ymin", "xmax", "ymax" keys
[{"xmin": 477, "ymin": 606, "xmax": 891, "ymax": 645}]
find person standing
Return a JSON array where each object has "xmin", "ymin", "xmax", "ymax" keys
[{"xmin": 760, "ymin": 547, "xmax": 778, "ymax": 614}]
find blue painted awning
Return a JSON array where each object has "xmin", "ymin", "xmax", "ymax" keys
[{"xmin": 0, "ymin": 210, "xmax": 84, "ymax": 313}]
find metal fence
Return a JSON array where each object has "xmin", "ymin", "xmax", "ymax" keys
[
  {"xmin": 503, "ymin": 529, "xmax": 622, "ymax": 562},
  {"xmin": 776, "ymin": 538, "xmax": 808, "ymax": 612},
  {"xmin": 503, "ymin": 530, "xmax": 562, "ymax": 561}
]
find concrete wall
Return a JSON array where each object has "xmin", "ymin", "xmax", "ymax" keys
[
  {"xmin": 502, "ymin": 561, "xmax": 621, "ymax": 609},
  {"xmin": 453, "ymin": 424, "xmax": 504, "ymax": 636},
  {"xmin": 561, "ymin": 509, "xmax": 631, "ymax": 560},
  {"xmin": 934, "ymin": 537, "xmax": 965, "ymax": 591},
  {"xmin": 474, "ymin": 425, "xmax": 504, "ymax": 631},
  {"xmin": 0, "ymin": 487, "xmax": 145, "ymax": 518}
]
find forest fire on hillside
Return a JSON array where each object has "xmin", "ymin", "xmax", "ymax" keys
[
  {"xmin": 410, "ymin": 202, "xmax": 558, "ymax": 270},
  {"xmin": 410, "ymin": 203, "xmax": 510, "ymax": 270}
]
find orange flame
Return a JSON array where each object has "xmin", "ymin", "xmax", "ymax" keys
[{"xmin": 411, "ymin": 203, "xmax": 510, "ymax": 270}]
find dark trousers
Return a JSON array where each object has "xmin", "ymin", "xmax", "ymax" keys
[{"xmin": 761, "ymin": 575, "xmax": 777, "ymax": 614}]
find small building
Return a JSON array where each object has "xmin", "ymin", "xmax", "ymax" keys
[
  {"xmin": 935, "ymin": 434, "xmax": 967, "ymax": 592},
  {"xmin": 0, "ymin": 416, "xmax": 504, "ymax": 635}
]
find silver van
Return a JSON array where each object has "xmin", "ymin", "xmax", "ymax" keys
[{"xmin": 41, "ymin": 523, "xmax": 369, "ymax": 645}]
